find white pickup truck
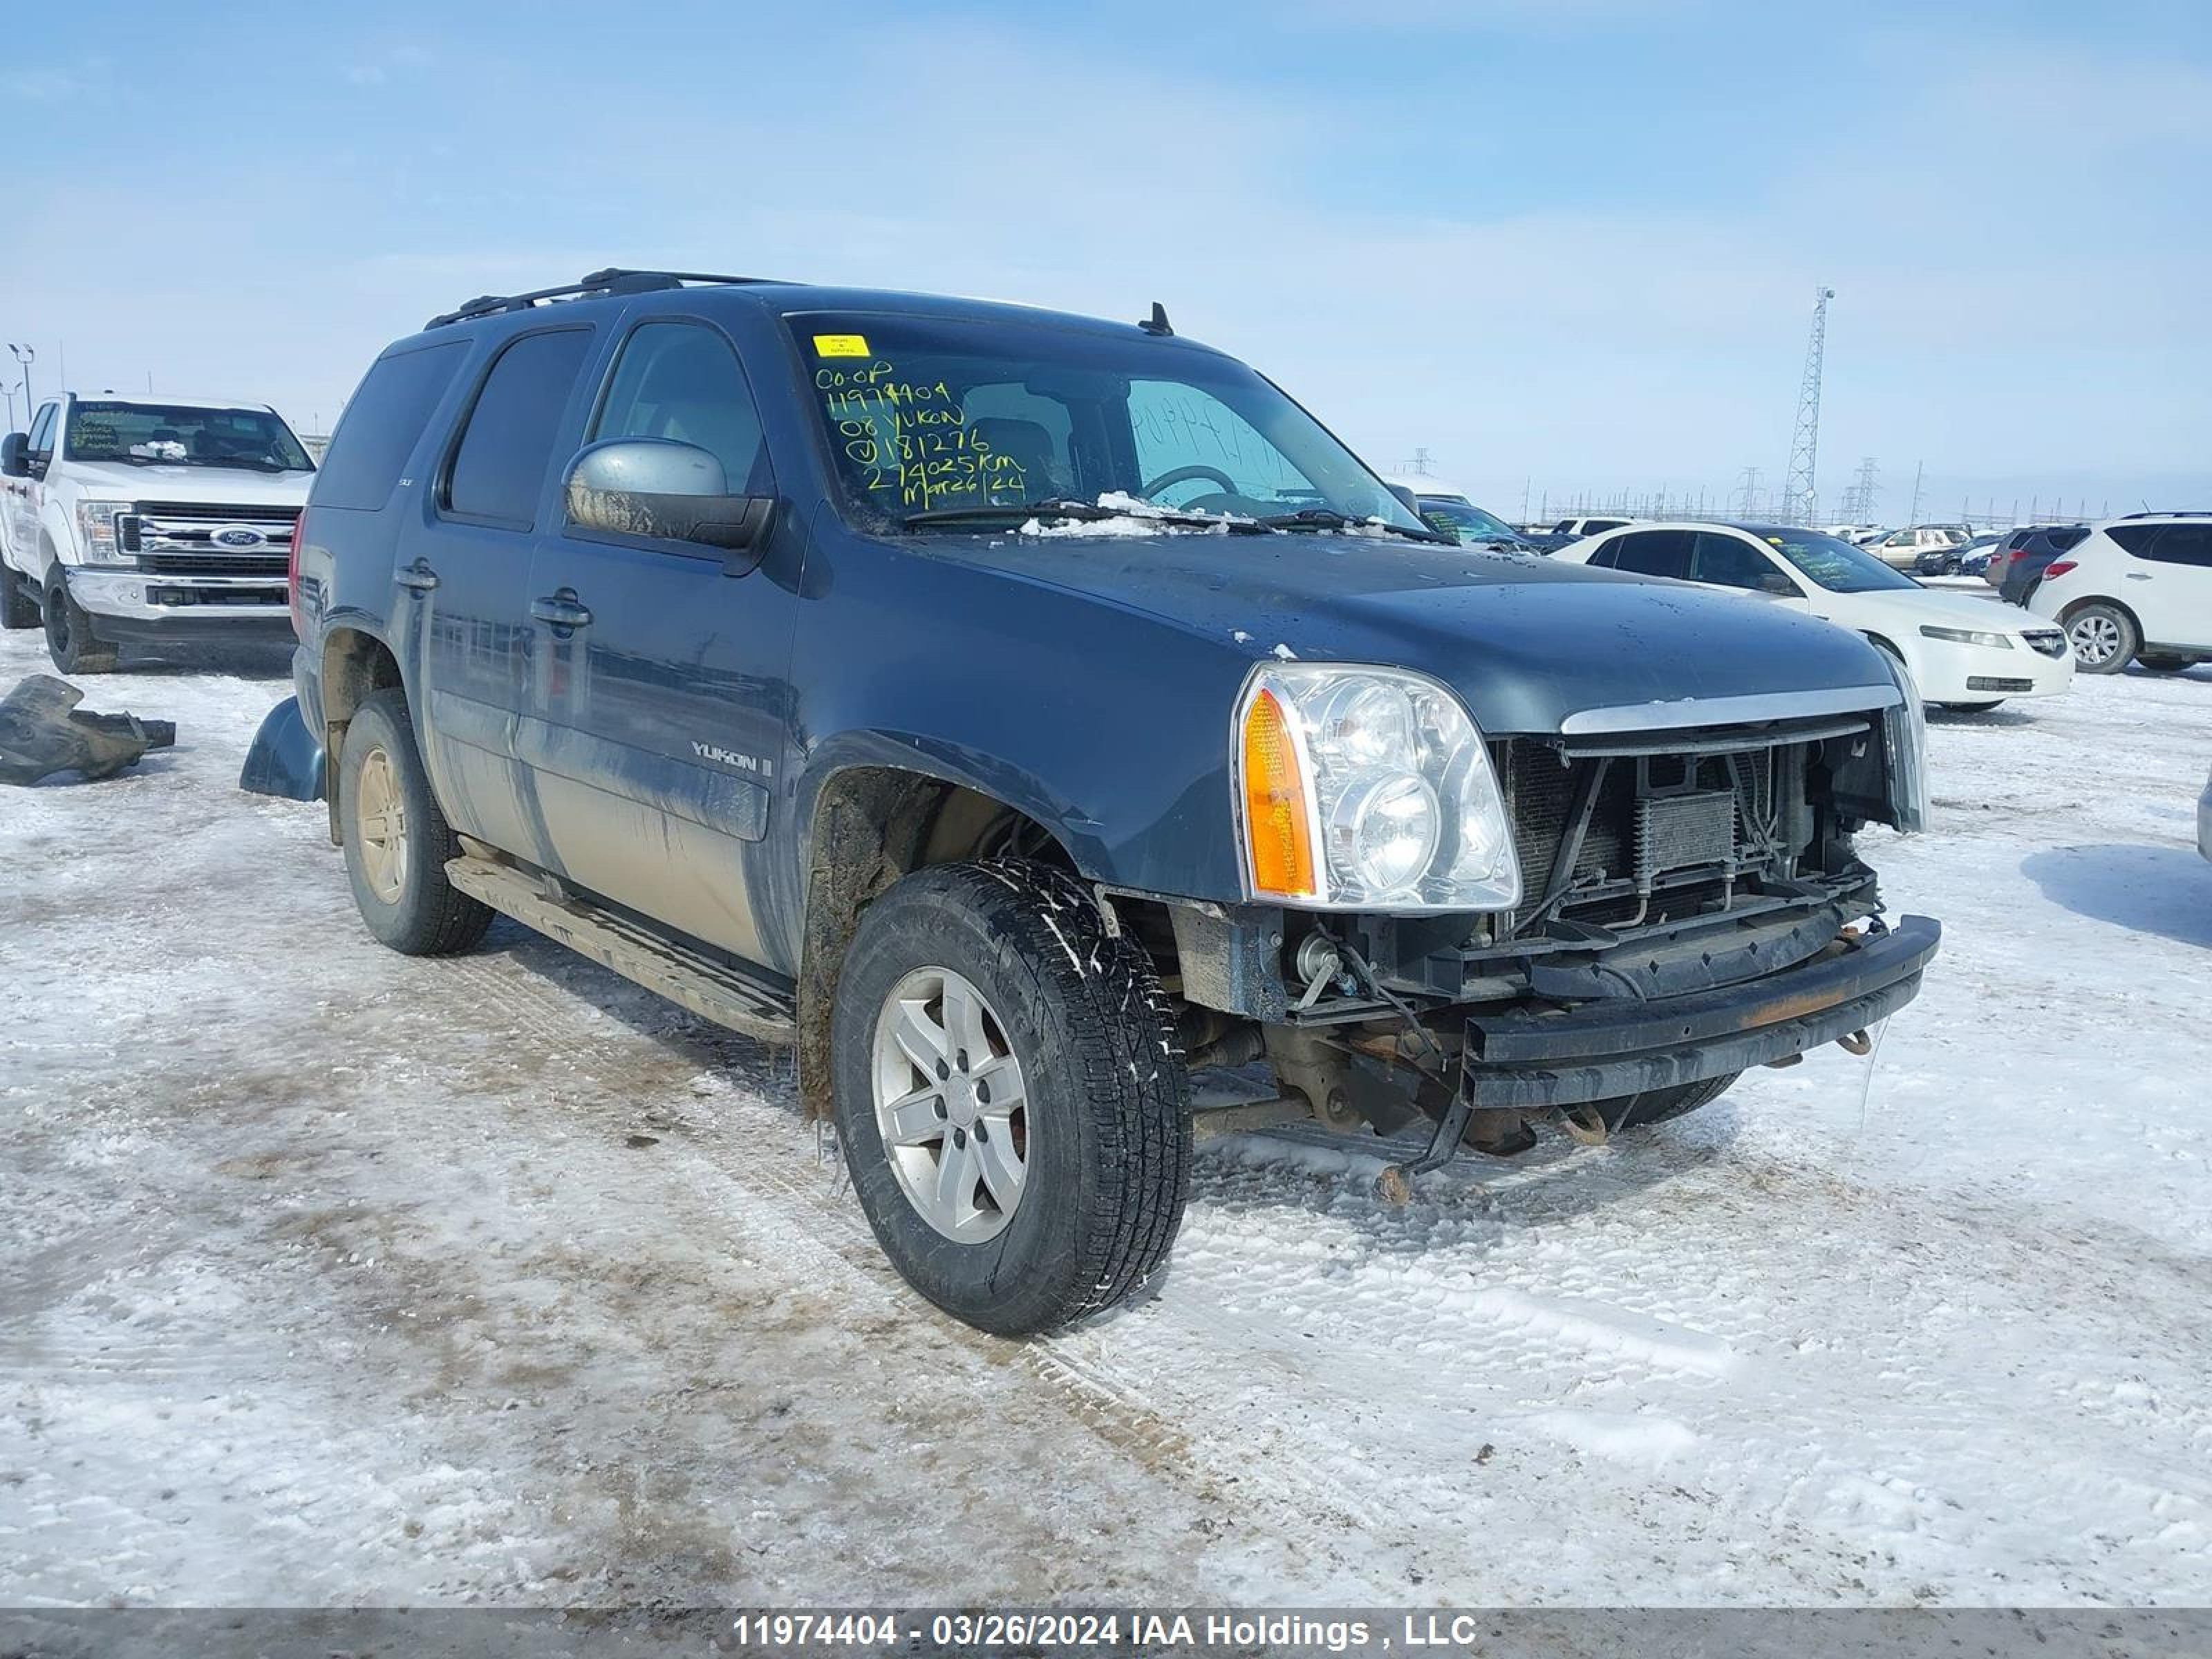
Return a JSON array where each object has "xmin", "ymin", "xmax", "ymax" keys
[{"xmin": 1, "ymin": 393, "xmax": 314, "ymax": 672}]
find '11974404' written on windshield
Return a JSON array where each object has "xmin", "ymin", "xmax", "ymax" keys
[{"xmin": 816, "ymin": 360, "xmax": 1028, "ymax": 511}]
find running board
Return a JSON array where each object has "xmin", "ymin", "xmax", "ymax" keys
[{"xmin": 444, "ymin": 855, "xmax": 796, "ymax": 1045}]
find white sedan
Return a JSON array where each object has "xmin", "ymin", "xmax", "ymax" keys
[{"xmin": 1555, "ymin": 521, "xmax": 2076, "ymax": 711}]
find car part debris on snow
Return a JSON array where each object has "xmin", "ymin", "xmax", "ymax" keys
[{"xmin": 0, "ymin": 674, "xmax": 176, "ymax": 785}]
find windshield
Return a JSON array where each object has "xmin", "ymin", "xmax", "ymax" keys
[
  {"xmin": 64, "ymin": 402, "xmax": 313, "ymax": 472},
  {"xmin": 1417, "ymin": 498, "xmax": 1522, "ymax": 544},
  {"xmin": 789, "ymin": 314, "xmax": 1425, "ymax": 534},
  {"xmin": 1760, "ymin": 529, "xmax": 1920, "ymax": 594}
]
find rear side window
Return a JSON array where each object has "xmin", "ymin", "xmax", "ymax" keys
[
  {"xmin": 2048, "ymin": 526, "xmax": 2088, "ymax": 552},
  {"xmin": 2145, "ymin": 523, "xmax": 2212, "ymax": 568},
  {"xmin": 315, "ymin": 342, "xmax": 467, "ymax": 512},
  {"xmin": 2108, "ymin": 524, "xmax": 2159, "ymax": 555},
  {"xmin": 444, "ymin": 328, "xmax": 594, "ymax": 527},
  {"xmin": 1609, "ymin": 529, "xmax": 1694, "ymax": 580},
  {"xmin": 590, "ymin": 321, "xmax": 769, "ymax": 494}
]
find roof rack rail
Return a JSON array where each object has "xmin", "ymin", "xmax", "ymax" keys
[
  {"xmin": 2119, "ymin": 509, "xmax": 2211, "ymax": 518},
  {"xmin": 424, "ymin": 267, "xmax": 786, "ymax": 330}
]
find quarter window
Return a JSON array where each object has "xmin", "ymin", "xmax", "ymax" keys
[
  {"xmin": 27, "ymin": 402, "xmax": 57, "ymax": 460},
  {"xmin": 444, "ymin": 328, "xmax": 594, "ymax": 527},
  {"xmin": 315, "ymin": 341, "xmax": 467, "ymax": 512},
  {"xmin": 591, "ymin": 321, "xmax": 770, "ymax": 494}
]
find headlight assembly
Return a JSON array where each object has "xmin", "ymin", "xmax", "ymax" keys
[
  {"xmin": 1919, "ymin": 625, "xmax": 2012, "ymax": 648},
  {"xmin": 1235, "ymin": 664, "xmax": 1521, "ymax": 910},
  {"xmin": 73, "ymin": 500, "xmax": 132, "ymax": 565},
  {"xmin": 1877, "ymin": 649, "xmax": 1930, "ymax": 833}
]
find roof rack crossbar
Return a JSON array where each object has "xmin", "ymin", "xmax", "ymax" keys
[{"xmin": 425, "ymin": 267, "xmax": 786, "ymax": 330}]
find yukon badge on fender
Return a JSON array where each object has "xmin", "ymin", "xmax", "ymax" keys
[{"xmin": 247, "ymin": 267, "xmax": 1938, "ymax": 1336}]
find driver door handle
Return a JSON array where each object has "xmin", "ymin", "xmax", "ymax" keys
[
  {"xmin": 530, "ymin": 592, "xmax": 593, "ymax": 628},
  {"xmin": 396, "ymin": 561, "xmax": 440, "ymax": 592}
]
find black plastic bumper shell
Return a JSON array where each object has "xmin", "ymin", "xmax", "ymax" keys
[{"xmin": 1460, "ymin": 914, "xmax": 1941, "ymax": 1107}]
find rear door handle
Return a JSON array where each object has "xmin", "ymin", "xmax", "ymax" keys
[
  {"xmin": 396, "ymin": 561, "xmax": 440, "ymax": 591},
  {"xmin": 530, "ymin": 592, "xmax": 593, "ymax": 628},
  {"xmin": 2124, "ymin": 572, "xmax": 2153, "ymax": 581}
]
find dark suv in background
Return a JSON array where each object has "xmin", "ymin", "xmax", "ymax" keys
[
  {"xmin": 248, "ymin": 268, "xmax": 1938, "ymax": 1335},
  {"xmin": 1989, "ymin": 524, "xmax": 2089, "ymax": 606}
]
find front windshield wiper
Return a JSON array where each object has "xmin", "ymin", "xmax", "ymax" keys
[
  {"xmin": 902, "ymin": 498, "xmax": 1270, "ymax": 534},
  {"xmin": 1258, "ymin": 507, "xmax": 1451, "ymax": 545}
]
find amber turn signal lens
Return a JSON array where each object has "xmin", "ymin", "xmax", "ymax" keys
[{"xmin": 1242, "ymin": 688, "xmax": 1317, "ymax": 899}]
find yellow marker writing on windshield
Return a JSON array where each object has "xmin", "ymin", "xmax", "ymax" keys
[{"xmin": 814, "ymin": 333, "xmax": 871, "ymax": 357}]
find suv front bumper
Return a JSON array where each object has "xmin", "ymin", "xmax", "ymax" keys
[
  {"xmin": 64, "ymin": 568, "xmax": 293, "ymax": 643},
  {"xmin": 1460, "ymin": 913, "xmax": 1941, "ymax": 1107}
]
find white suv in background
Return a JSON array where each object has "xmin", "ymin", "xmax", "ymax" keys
[
  {"xmin": 2029, "ymin": 514, "xmax": 2212, "ymax": 674},
  {"xmin": 1557, "ymin": 521, "xmax": 2074, "ymax": 711},
  {"xmin": 1868, "ymin": 524, "xmax": 1974, "ymax": 570}
]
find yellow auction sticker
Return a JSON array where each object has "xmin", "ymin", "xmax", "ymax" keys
[{"xmin": 813, "ymin": 333, "xmax": 871, "ymax": 357}]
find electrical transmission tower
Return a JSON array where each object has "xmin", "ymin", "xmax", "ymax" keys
[
  {"xmin": 1836, "ymin": 456, "xmax": 1879, "ymax": 523},
  {"xmin": 1781, "ymin": 285, "xmax": 1835, "ymax": 526},
  {"xmin": 1734, "ymin": 466, "xmax": 1763, "ymax": 519}
]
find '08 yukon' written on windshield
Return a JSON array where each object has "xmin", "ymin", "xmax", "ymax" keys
[{"xmin": 814, "ymin": 353, "xmax": 1029, "ymax": 512}]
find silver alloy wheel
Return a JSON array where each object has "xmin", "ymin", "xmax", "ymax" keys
[
  {"xmin": 2068, "ymin": 612, "xmax": 2122, "ymax": 666},
  {"xmin": 870, "ymin": 966, "xmax": 1029, "ymax": 1243},
  {"xmin": 353, "ymin": 744, "xmax": 409, "ymax": 904}
]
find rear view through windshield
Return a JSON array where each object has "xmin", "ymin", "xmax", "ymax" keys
[
  {"xmin": 65, "ymin": 402, "xmax": 313, "ymax": 472},
  {"xmin": 789, "ymin": 314, "xmax": 1423, "ymax": 533}
]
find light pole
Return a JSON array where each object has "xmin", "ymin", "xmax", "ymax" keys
[{"xmin": 6, "ymin": 344, "xmax": 33, "ymax": 415}]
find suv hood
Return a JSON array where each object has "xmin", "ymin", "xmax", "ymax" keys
[
  {"xmin": 59, "ymin": 461, "xmax": 313, "ymax": 505},
  {"xmin": 943, "ymin": 530, "xmax": 1898, "ymax": 735}
]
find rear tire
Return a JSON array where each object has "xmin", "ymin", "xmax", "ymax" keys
[
  {"xmin": 1602, "ymin": 1071, "xmax": 1741, "ymax": 1131},
  {"xmin": 2064, "ymin": 601, "xmax": 2138, "ymax": 674},
  {"xmin": 2136, "ymin": 653, "xmax": 2192, "ymax": 675},
  {"xmin": 832, "ymin": 859, "xmax": 1191, "ymax": 1335},
  {"xmin": 43, "ymin": 579, "xmax": 119, "ymax": 674},
  {"xmin": 337, "ymin": 688, "xmax": 493, "ymax": 956},
  {"xmin": 0, "ymin": 561, "xmax": 37, "ymax": 630}
]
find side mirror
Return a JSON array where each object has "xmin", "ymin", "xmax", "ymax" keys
[
  {"xmin": 1757, "ymin": 570, "xmax": 1799, "ymax": 595},
  {"xmin": 563, "ymin": 438, "xmax": 774, "ymax": 572},
  {"xmin": 1387, "ymin": 485, "xmax": 1420, "ymax": 514},
  {"xmin": 0, "ymin": 433, "xmax": 27, "ymax": 480}
]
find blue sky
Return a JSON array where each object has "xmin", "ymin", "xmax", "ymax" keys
[{"xmin": 2, "ymin": 0, "xmax": 2206, "ymax": 521}]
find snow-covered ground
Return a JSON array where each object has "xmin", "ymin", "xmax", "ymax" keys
[{"xmin": 3, "ymin": 626, "xmax": 2209, "ymax": 1607}]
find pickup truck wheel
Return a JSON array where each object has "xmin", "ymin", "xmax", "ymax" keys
[
  {"xmin": 1603, "ymin": 1071, "xmax": 1740, "ymax": 1131},
  {"xmin": 337, "ymin": 688, "xmax": 493, "ymax": 956},
  {"xmin": 0, "ymin": 561, "xmax": 37, "ymax": 629},
  {"xmin": 832, "ymin": 859, "xmax": 1192, "ymax": 1336},
  {"xmin": 43, "ymin": 579, "xmax": 119, "ymax": 673},
  {"xmin": 2065, "ymin": 602, "xmax": 2137, "ymax": 673}
]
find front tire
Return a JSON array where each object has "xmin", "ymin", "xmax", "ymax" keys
[
  {"xmin": 0, "ymin": 561, "xmax": 37, "ymax": 630},
  {"xmin": 337, "ymin": 688, "xmax": 492, "ymax": 955},
  {"xmin": 2065, "ymin": 602, "xmax": 2138, "ymax": 674},
  {"xmin": 832, "ymin": 860, "xmax": 1191, "ymax": 1335},
  {"xmin": 43, "ymin": 579, "xmax": 119, "ymax": 673},
  {"xmin": 2136, "ymin": 653, "xmax": 2193, "ymax": 675}
]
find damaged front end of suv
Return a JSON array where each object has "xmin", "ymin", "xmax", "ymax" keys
[{"xmin": 1166, "ymin": 645, "xmax": 1936, "ymax": 1187}]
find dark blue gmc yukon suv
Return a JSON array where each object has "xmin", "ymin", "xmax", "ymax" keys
[{"xmin": 251, "ymin": 268, "xmax": 1939, "ymax": 1334}]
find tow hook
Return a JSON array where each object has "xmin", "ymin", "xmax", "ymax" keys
[{"xmin": 1836, "ymin": 1028, "xmax": 1875, "ymax": 1056}]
